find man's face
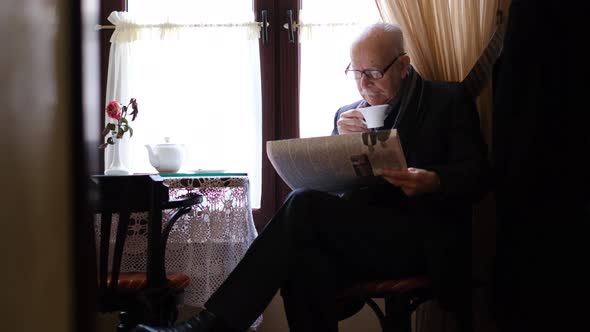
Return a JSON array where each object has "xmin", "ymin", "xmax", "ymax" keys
[{"xmin": 350, "ymin": 44, "xmax": 406, "ymax": 106}]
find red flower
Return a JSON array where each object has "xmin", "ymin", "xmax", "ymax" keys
[
  {"xmin": 106, "ymin": 101, "xmax": 122, "ymax": 120},
  {"xmin": 99, "ymin": 98, "xmax": 139, "ymax": 149}
]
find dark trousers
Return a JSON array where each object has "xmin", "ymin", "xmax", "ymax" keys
[{"xmin": 205, "ymin": 189, "xmax": 426, "ymax": 331}]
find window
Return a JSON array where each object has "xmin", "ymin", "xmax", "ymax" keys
[
  {"xmin": 100, "ymin": 0, "xmax": 381, "ymax": 227},
  {"xmin": 109, "ymin": 0, "xmax": 262, "ymax": 208},
  {"xmin": 299, "ymin": 0, "xmax": 381, "ymax": 138}
]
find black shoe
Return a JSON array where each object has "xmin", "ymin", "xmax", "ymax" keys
[{"xmin": 134, "ymin": 310, "xmax": 222, "ymax": 332}]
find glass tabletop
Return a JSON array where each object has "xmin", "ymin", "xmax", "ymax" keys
[{"xmin": 159, "ymin": 171, "xmax": 247, "ymax": 177}]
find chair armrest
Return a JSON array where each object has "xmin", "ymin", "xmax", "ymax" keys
[
  {"xmin": 163, "ymin": 193, "xmax": 203, "ymax": 210},
  {"xmin": 161, "ymin": 193, "xmax": 203, "ymax": 262}
]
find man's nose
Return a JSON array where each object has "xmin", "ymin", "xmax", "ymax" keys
[{"xmin": 360, "ymin": 74, "xmax": 373, "ymax": 87}]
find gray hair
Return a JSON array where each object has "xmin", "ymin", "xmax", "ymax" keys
[{"xmin": 354, "ymin": 22, "xmax": 405, "ymax": 56}]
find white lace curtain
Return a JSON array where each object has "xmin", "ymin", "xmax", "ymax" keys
[{"xmin": 104, "ymin": 8, "xmax": 262, "ymax": 207}]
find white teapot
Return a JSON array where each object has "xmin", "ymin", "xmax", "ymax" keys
[{"xmin": 145, "ymin": 137, "xmax": 187, "ymax": 173}]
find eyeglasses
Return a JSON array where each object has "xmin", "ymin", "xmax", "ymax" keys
[{"xmin": 344, "ymin": 52, "xmax": 406, "ymax": 80}]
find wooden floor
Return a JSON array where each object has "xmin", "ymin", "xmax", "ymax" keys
[
  {"xmin": 96, "ymin": 288, "xmax": 500, "ymax": 332},
  {"xmin": 96, "ymin": 293, "xmax": 384, "ymax": 332}
]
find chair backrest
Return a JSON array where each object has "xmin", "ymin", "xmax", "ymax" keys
[
  {"xmin": 90, "ymin": 174, "xmax": 170, "ymax": 306},
  {"xmin": 89, "ymin": 174, "xmax": 202, "ymax": 328}
]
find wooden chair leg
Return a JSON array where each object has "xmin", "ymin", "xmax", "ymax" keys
[
  {"xmin": 455, "ymin": 306, "xmax": 474, "ymax": 332},
  {"xmin": 384, "ymin": 294, "xmax": 412, "ymax": 332},
  {"xmin": 364, "ymin": 297, "xmax": 387, "ymax": 331},
  {"xmin": 117, "ymin": 311, "xmax": 137, "ymax": 332}
]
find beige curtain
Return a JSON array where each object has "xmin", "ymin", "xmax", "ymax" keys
[
  {"xmin": 373, "ymin": 2, "xmax": 511, "ymax": 332},
  {"xmin": 375, "ymin": 0, "xmax": 510, "ymax": 146}
]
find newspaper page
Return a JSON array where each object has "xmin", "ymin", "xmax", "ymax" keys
[{"xmin": 266, "ymin": 129, "xmax": 407, "ymax": 193}]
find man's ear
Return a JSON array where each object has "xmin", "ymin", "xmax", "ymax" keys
[{"xmin": 400, "ymin": 55, "xmax": 411, "ymax": 78}]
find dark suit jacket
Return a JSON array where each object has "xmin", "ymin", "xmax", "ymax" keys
[{"xmin": 332, "ymin": 73, "xmax": 490, "ymax": 310}]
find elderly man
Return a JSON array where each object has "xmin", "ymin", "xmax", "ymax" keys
[{"xmin": 137, "ymin": 22, "xmax": 489, "ymax": 332}]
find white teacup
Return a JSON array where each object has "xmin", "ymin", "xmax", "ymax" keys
[{"xmin": 358, "ymin": 104, "xmax": 389, "ymax": 128}]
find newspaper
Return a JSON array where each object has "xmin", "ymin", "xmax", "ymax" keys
[{"xmin": 266, "ymin": 129, "xmax": 407, "ymax": 193}]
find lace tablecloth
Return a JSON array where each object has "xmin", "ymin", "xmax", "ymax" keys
[{"xmin": 95, "ymin": 174, "xmax": 258, "ymax": 310}]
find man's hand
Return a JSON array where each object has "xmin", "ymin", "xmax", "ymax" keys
[
  {"xmin": 378, "ymin": 167, "xmax": 441, "ymax": 197},
  {"xmin": 337, "ymin": 109, "xmax": 370, "ymax": 135}
]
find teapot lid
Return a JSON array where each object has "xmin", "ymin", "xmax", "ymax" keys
[
  {"xmin": 159, "ymin": 136, "xmax": 179, "ymax": 145},
  {"xmin": 155, "ymin": 136, "xmax": 185, "ymax": 147}
]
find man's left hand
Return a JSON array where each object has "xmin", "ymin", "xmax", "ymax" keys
[{"xmin": 377, "ymin": 168, "xmax": 440, "ymax": 197}]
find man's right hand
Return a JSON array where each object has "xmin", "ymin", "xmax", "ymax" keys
[{"xmin": 337, "ymin": 109, "xmax": 370, "ymax": 135}]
